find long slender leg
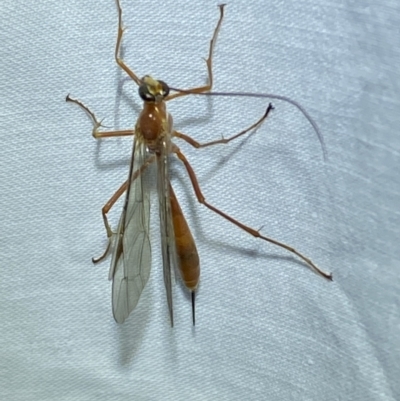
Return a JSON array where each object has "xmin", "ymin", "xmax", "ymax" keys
[
  {"xmin": 66, "ymin": 95, "xmax": 134, "ymax": 139},
  {"xmin": 166, "ymin": 4, "xmax": 225, "ymax": 101},
  {"xmin": 94, "ymin": 180, "xmax": 128, "ymax": 263},
  {"xmin": 173, "ymin": 147, "xmax": 333, "ymax": 280},
  {"xmin": 93, "ymin": 154, "xmax": 156, "ymax": 263},
  {"xmin": 174, "ymin": 104, "xmax": 273, "ymax": 148},
  {"xmin": 114, "ymin": 0, "xmax": 141, "ymax": 85}
]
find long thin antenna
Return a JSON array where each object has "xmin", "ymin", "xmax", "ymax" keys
[{"xmin": 169, "ymin": 88, "xmax": 327, "ymax": 161}]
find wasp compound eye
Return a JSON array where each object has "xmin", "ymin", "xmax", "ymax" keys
[
  {"xmin": 138, "ymin": 83, "xmax": 155, "ymax": 101},
  {"xmin": 158, "ymin": 80, "xmax": 170, "ymax": 97},
  {"xmin": 138, "ymin": 78, "xmax": 170, "ymax": 102}
]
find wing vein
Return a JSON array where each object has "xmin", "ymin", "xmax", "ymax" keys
[{"xmin": 110, "ymin": 138, "xmax": 152, "ymax": 324}]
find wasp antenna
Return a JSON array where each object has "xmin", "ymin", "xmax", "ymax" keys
[{"xmin": 169, "ymin": 88, "xmax": 327, "ymax": 161}]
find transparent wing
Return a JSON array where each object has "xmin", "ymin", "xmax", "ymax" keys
[
  {"xmin": 109, "ymin": 138, "xmax": 152, "ymax": 324},
  {"xmin": 157, "ymin": 137, "xmax": 178, "ymax": 327}
]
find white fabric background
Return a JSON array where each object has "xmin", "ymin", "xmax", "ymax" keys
[{"xmin": 1, "ymin": 0, "xmax": 399, "ymax": 400}]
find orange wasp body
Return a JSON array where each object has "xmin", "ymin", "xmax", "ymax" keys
[{"xmin": 67, "ymin": 0, "xmax": 331, "ymax": 326}]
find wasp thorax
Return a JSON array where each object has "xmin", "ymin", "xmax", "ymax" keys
[{"xmin": 138, "ymin": 75, "xmax": 170, "ymax": 102}]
